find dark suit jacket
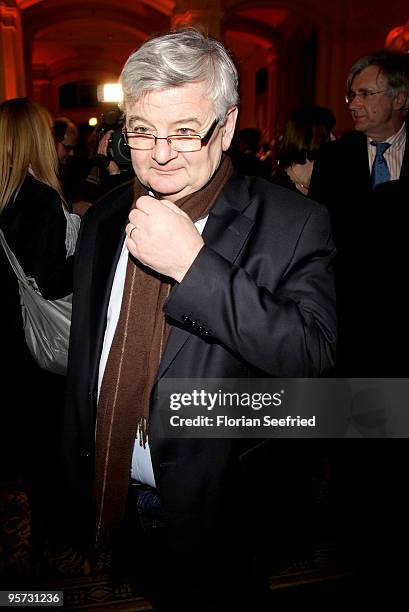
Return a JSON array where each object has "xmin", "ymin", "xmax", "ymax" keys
[
  {"xmin": 309, "ymin": 130, "xmax": 409, "ymax": 592},
  {"xmin": 309, "ymin": 124, "xmax": 409, "ymax": 249},
  {"xmin": 309, "ymin": 124, "xmax": 409, "ymax": 376},
  {"xmin": 62, "ymin": 172, "xmax": 336, "ymax": 573}
]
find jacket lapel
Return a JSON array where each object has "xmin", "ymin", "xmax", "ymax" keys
[
  {"xmin": 88, "ymin": 183, "xmax": 134, "ymax": 384},
  {"xmin": 354, "ymin": 133, "xmax": 372, "ymax": 192},
  {"xmin": 157, "ymin": 173, "xmax": 255, "ymax": 379}
]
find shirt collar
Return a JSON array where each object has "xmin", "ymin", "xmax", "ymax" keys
[{"xmin": 367, "ymin": 121, "xmax": 406, "ymax": 150}]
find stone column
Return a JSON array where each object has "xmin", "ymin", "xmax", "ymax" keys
[
  {"xmin": 0, "ymin": 0, "xmax": 26, "ymax": 100},
  {"xmin": 171, "ymin": 0, "xmax": 222, "ymax": 40}
]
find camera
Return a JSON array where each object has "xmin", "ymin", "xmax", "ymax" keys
[{"xmin": 95, "ymin": 108, "xmax": 132, "ymax": 170}]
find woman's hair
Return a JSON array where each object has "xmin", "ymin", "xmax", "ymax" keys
[
  {"xmin": 278, "ymin": 105, "xmax": 336, "ymax": 168},
  {"xmin": 120, "ymin": 28, "xmax": 239, "ymax": 122},
  {"xmin": 0, "ymin": 97, "xmax": 63, "ymax": 214}
]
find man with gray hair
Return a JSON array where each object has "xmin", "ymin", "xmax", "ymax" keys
[
  {"xmin": 310, "ymin": 50, "xmax": 409, "ymax": 239},
  {"xmin": 309, "ymin": 51, "xmax": 409, "ymax": 598},
  {"xmin": 310, "ymin": 51, "xmax": 409, "ymax": 375},
  {"xmin": 63, "ymin": 28, "xmax": 336, "ymax": 611}
]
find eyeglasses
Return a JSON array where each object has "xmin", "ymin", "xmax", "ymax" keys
[
  {"xmin": 345, "ymin": 89, "xmax": 387, "ymax": 104},
  {"xmin": 123, "ymin": 119, "xmax": 219, "ymax": 152}
]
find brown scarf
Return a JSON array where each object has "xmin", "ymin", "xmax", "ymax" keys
[{"xmin": 94, "ymin": 155, "xmax": 233, "ymax": 542}]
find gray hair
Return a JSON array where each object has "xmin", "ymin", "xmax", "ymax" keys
[
  {"xmin": 120, "ymin": 28, "xmax": 239, "ymax": 122},
  {"xmin": 347, "ymin": 50, "xmax": 409, "ymax": 111}
]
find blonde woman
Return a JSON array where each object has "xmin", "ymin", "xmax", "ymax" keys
[{"xmin": 0, "ymin": 98, "xmax": 78, "ymax": 550}]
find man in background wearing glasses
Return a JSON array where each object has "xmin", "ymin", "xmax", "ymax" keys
[
  {"xmin": 62, "ymin": 29, "xmax": 336, "ymax": 611},
  {"xmin": 54, "ymin": 116, "xmax": 79, "ymax": 165},
  {"xmin": 309, "ymin": 51, "xmax": 409, "ymax": 601},
  {"xmin": 53, "ymin": 115, "xmax": 83, "ymax": 208},
  {"xmin": 310, "ymin": 50, "xmax": 409, "ymax": 376}
]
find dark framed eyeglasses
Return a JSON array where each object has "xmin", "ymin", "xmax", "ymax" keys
[
  {"xmin": 123, "ymin": 119, "xmax": 219, "ymax": 152},
  {"xmin": 345, "ymin": 89, "xmax": 387, "ymax": 104}
]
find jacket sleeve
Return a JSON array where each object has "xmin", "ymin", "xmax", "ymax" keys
[{"xmin": 164, "ymin": 205, "xmax": 336, "ymax": 377}]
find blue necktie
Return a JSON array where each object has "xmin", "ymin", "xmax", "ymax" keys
[{"xmin": 370, "ymin": 141, "xmax": 391, "ymax": 189}]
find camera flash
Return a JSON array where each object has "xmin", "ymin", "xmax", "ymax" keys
[{"xmin": 97, "ymin": 84, "xmax": 124, "ymax": 104}]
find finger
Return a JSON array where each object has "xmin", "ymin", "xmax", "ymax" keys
[
  {"xmin": 125, "ymin": 236, "xmax": 148, "ymax": 268},
  {"xmin": 159, "ymin": 199, "xmax": 190, "ymax": 218},
  {"xmin": 97, "ymin": 132, "xmax": 112, "ymax": 153},
  {"xmin": 129, "ymin": 209, "xmax": 148, "ymax": 227},
  {"xmin": 126, "ymin": 222, "xmax": 137, "ymax": 240},
  {"xmin": 135, "ymin": 195, "xmax": 158, "ymax": 214}
]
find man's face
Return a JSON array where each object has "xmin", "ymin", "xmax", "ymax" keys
[
  {"xmin": 348, "ymin": 65, "xmax": 404, "ymax": 140},
  {"xmin": 57, "ymin": 127, "xmax": 78, "ymax": 164},
  {"xmin": 125, "ymin": 82, "xmax": 237, "ymax": 202}
]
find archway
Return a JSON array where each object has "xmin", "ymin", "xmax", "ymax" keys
[
  {"xmin": 21, "ymin": 0, "xmax": 170, "ymax": 120},
  {"xmin": 223, "ymin": 2, "xmax": 319, "ymax": 142}
]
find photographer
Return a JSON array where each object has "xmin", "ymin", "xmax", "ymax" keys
[{"xmin": 82, "ymin": 110, "xmax": 135, "ymax": 204}]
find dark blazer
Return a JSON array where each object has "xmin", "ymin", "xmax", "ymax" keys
[
  {"xmin": 309, "ymin": 128, "xmax": 409, "ymax": 590},
  {"xmin": 62, "ymin": 172, "xmax": 336, "ymax": 574},
  {"xmin": 309, "ymin": 124, "xmax": 409, "ymax": 250},
  {"xmin": 309, "ymin": 124, "xmax": 409, "ymax": 375}
]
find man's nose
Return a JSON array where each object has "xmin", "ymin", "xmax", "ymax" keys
[
  {"xmin": 152, "ymin": 138, "xmax": 178, "ymax": 164},
  {"xmin": 349, "ymin": 95, "xmax": 363, "ymax": 110}
]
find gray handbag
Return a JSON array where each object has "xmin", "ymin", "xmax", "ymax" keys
[{"xmin": 0, "ymin": 228, "xmax": 72, "ymax": 375}]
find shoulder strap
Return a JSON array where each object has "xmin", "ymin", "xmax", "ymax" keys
[{"xmin": 0, "ymin": 228, "xmax": 32, "ymax": 289}]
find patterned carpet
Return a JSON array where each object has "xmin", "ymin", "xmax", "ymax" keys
[{"xmin": 0, "ymin": 485, "xmax": 351, "ymax": 610}]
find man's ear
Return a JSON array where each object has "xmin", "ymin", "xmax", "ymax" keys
[
  {"xmin": 393, "ymin": 91, "xmax": 408, "ymax": 112},
  {"xmin": 222, "ymin": 107, "xmax": 239, "ymax": 151}
]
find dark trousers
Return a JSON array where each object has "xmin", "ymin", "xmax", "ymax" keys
[{"xmin": 111, "ymin": 483, "xmax": 269, "ymax": 612}]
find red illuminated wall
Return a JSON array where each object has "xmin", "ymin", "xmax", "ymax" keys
[{"xmin": 0, "ymin": 0, "xmax": 407, "ymax": 137}]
